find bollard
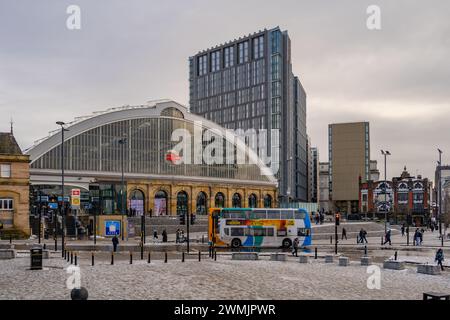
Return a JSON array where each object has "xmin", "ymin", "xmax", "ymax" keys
[
  {"xmin": 9, "ymin": 235, "xmax": 12, "ymax": 244},
  {"xmin": 111, "ymin": 252, "xmax": 114, "ymax": 265},
  {"xmin": 130, "ymin": 252, "xmax": 133, "ymax": 264},
  {"xmin": 199, "ymin": 251, "xmax": 201, "ymax": 262},
  {"xmin": 71, "ymin": 252, "xmax": 73, "ymax": 264},
  {"xmin": 43, "ymin": 244, "xmax": 46, "ymax": 250},
  {"xmin": 442, "ymin": 236, "xmax": 444, "ymax": 247},
  {"xmin": 75, "ymin": 253, "xmax": 77, "ymax": 266},
  {"xmin": 214, "ymin": 250, "xmax": 217, "ymax": 261},
  {"xmin": 364, "ymin": 246, "xmax": 368, "ymax": 256},
  {"xmin": 91, "ymin": 252, "xmax": 94, "ymax": 266},
  {"xmin": 67, "ymin": 251, "xmax": 69, "ymax": 262},
  {"xmin": 141, "ymin": 244, "xmax": 144, "ymax": 260},
  {"xmin": 164, "ymin": 252, "xmax": 168, "ymax": 263},
  {"xmin": 182, "ymin": 251, "xmax": 185, "ymax": 263},
  {"xmin": 315, "ymin": 247, "xmax": 318, "ymax": 259},
  {"xmin": 394, "ymin": 251, "xmax": 398, "ymax": 261},
  {"xmin": 148, "ymin": 252, "xmax": 151, "ymax": 264}
]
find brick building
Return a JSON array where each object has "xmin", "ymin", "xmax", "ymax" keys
[{"xmin": 359, "ymin": 167, "xmax": 430, "ymax": 226}]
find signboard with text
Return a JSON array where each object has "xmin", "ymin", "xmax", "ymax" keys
[
  {"xmin": 71, "ymin": 189, "xmax": 81, "ymax": 209},
  {"xmin": 105, "ymin": 220, "xmax": 121, "ymax": 236}
]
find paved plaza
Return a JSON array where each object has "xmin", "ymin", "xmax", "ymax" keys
[{"xmin": 1, "ymin": 249, "xmax": 449, "ymax": 300}]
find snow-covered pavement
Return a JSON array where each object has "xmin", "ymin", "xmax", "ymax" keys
[{"xmin": 1, "ymin": 253, "xmax": 449, "ymax": 300}]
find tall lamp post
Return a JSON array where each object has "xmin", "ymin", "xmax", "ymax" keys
[
  {"xmin": 438, "ymin": 149, "xmax": 443, "ymax": 239},
  {"xmin": 56, "ymin": 121, "xmax": 67, "ymax": 257},
  {"xmin": 381, "ymin": 150, "xmax": 391, "ymax": 233},
  {"xmin": 119, "ymin": 138, "xmax": 127, "ymax": 241}
]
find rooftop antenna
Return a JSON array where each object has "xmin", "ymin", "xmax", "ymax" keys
[{"xmin": 10, "ymin": 117, "xmax": 13, "ymax": 134}]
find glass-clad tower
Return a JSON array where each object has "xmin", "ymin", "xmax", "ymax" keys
[{"xmin": 189, "ymin": 27, "xmax": 308, "ymax": 202}]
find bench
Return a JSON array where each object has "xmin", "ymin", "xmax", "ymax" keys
[
  {"xmin": 361, "ymin": 256, "xmax": 372, "ymax": 266},
  {"xmin": 232, "ymin": 252, "xmax": 259, "ymax": 261},
  {"xmin": 339, "ymin": 257, "xmax": 349, "ymax": 266},
  {"xmin": 299, "ymin": 255, "xmax": 309, "ymax": 264},
  {"xmin": 383, "ymin": 260, "xmax": 405, "ymax": 270},
  {"xmin": 417, "ymin": 264, "xmax": 441, "ymax": 275},
  {"xmin": 423, "ymin": 292, "xmax": 450, "ymax": 300},
  {"xmin": 270, "ymin": 253, "xmax": 287, "ymax": 262},
  {"xmin": 0, "ymin": 249, "xmax": 16, "ymax": 259}
]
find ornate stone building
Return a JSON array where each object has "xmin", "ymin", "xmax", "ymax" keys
[
  {"xmin": 359, "ymin": 167, "xmax": 430, "ymax": 225},
  {"xmin": 0, "ymin": 132, "xmax": 30, "ymax": 235},
  {"xmin": 25, "ymin": 100, "xmax": 278, "ymax": 224}
]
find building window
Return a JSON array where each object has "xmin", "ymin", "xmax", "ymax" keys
[
  {"xmin": 211, "ymin": 50, "xmax": 221, "ymax": 72},
  {"xmin": 176, "ymin": 191, "xmax": 189, "ymax": 216},
  {"xmin": 232, "ymin": 193, "xmax": 242, "ymax": 208},
  {"xmin": 238, "ymin": 41, "xmax": 249, "ymax": 64},
  {"xmin": 215, "ymin": 192, "xmax": 225, "ymax": 208},
  {"xmin": 0, "ymin": 198, "xmax": 13, "ymax": 210},
  {"xmin": 264, "ymin": 194, "xmax": 272, "ymax": 208},
  {"xmin": 224, "ymin": 46, "xmax": 234, "ymax": 68},
  {"xmin": 0, "ymin": 164, "xmax": 11, "ymax": 178},
  {"xmin": 248, "ymin": 194, "xmax": 258, "ymax": 208},
  {"xmin": 154, "ymin": 190, "xmax": 168, "ymax": 216},
  {"xmin": 253, "ymin": 35, "xmax": 264, "ymax": 59},
  {"xmin": 196, "ymin": 192, "xmax": 208, "ymax": 215},
  {"xmin": 198, "ymin": 55, "xmax": 208, "ymax": 76}
]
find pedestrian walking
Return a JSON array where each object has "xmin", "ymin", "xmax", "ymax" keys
[
  {"xmin": 112, "ymin": 235, "xmax": 119, "ymax": 252},
  {"xmin": 292, "ymin": 238, "xmax": 299, "ymax": 257},
  {"xmin": 383, "ymin": 229, "xmax": 392, "ymax": 246},
  {"xmin": 361, "ymin": 228, "xmax": 368, "ymax": 244},
  {"xmin": 342, "ymin": 227, "xmax": 347, "ymax": 240},
  {"xmin": 435, "ymin": 249, "xmax": 445, "ymax": 271},
  {"xmin": 401, "ymin": 224, "xmax": 405, "ymax": 236},
  {"xmin": 175, "ymin": 229, "xmax": 180, "ymax": 243},
  {"xmin": 162, "ymin": 229, "xmax": 168, "ymax": 243},
  {"xmin": 153, "ymin": 229, "xmax": 158, "ymax": 240}
]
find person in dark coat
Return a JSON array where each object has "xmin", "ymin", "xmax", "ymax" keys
[
  {"xmin": 292, "ymin": 238, "xmax": 299, "ymax": 257},
  {"xmin": 383, "ymin": 229, "xmax": 392, "ymax": 246},
  {"xmin": 342, "ymin": 227, "xmax": 347, "ymax": 240},
  {"xmin": 401, "ymin": 224, "xmax": 405, "ymax": 236},
  {"xmin": 112, "ymin": 235, "xmax": 119, "ymax": 252},
  {"xmin": 162, "ymin": 229, "xmax": 168, "ymax": 243},
  {"xmin": 435, "ymin": 249, "xmax": 445, "ymax": 271}
]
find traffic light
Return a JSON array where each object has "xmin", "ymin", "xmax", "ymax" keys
[
  {"xmin": 179, "ymin": 213, "xmax": 185, "ymax": 225},
  {"xmin": 335, "ymin": 213, "xmax": 340, "ymax": 226},
  {"xmin": 190, "ymin": 213, "xmax": 196, "ymax": 225}
]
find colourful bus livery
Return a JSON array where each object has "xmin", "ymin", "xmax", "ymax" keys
[{"xmin": 209, "ymin": 208, "xmax": 312, "ymax": 248}]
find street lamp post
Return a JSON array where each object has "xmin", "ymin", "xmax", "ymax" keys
[
  {"xmin": 119, "ymin": 138, "xmax": 127, "ymax": 241},
  {"xmin": 381, "ymin": 150, "xmax": 391, "ymax": 234},
  {"xmin": 438, "ymin": 149, "xmax": 443, "ymax": 239},
  {"xmin": 56, "ymin": 121, "xmax": 67, "ymax": 257}
]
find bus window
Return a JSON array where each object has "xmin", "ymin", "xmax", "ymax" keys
[
  {"xmin": 277, "ymin": 229, "xmax": 287, "ymax": 237},
  {"xmin": 224, "ymin": 228, "xmax": 230, "ymax": 236},
  {"xmin": 281, "ymin": 210, "xmax": 294, "ymax": 219},
  {"xmin": 253, "ymin": 228, "xmax": 266, "ymax": 236},
  {"xmin": 231, "ymin": 228, "xmax": 244, "ymax": 236},
  {"xmin": 294, "ymin": 211, "xmax": 306, "ymax": 220},
  {"xmin": 254, "ymin": 212, "xmax": 267, "ymax": 220},
  {"xmin": 267, "ymin": 210, "xmax": 281, "ymax": 219},
  {"xmin": 267, "ymin": 228, "xmax": 274, "ymax": 237}
]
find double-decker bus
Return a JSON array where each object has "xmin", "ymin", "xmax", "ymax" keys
[{"xmin": 208, "ymin": 208, "xmax": 312, "ymax": 248}]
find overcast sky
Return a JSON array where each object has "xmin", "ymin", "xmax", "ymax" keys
[{"xmin": 1, "ymin": 0, "xmax": 449, "ymax": 182}]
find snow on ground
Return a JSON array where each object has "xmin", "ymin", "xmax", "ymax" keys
[{"xmin": 0, "ymin": 254, "xmax": 449, "ymax": 300}]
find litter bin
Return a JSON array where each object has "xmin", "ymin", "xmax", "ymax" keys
[{"xmin": 30, "ymin": 247, "xmax": 43, "ymax": 270}]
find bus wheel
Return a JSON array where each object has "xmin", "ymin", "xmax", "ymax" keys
[
  {"xmin": 282, "ymin": 238, "xmax": 292, "ymax": 248},
  {"xmin": 231, "ymin": 238, "xmax": 241, "ymax": 248}
]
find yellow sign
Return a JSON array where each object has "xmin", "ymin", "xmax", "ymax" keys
[{"xmin": 71, "ymin": 198, "xmax": 80, "ymax": 206}]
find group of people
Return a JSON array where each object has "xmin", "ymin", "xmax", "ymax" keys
[
  {"xmin": 357, "ymin": 228, "xmax": 369, "ymax": 244},
  {"xmin": 313, "ymin": 212, "xmax": 325, "ymax": 225},
  {"xmin": 175, "ymin": 229, "xmax": 185, "ymax": 243},
  {"xmin": 152, "ymin": 229, "xmax": 168, "ymax": 242}
]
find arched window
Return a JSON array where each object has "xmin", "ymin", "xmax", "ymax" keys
[
  {"xmin": 215, "ymin": 192, "xmax": 225, "ymax": 208},
  {"xmin": 176, "ymin": 191, "xmax": 189, "ymax": 216},
  {"xmin": 154, "ymin": 190, "xmax": 168, "ymax": 216},
  {"xmin": 414, "ymin": 182, "xmax": 423, "ymax": 190},
  {"xmin": 129, "ymin": 189, "xmax": 145, "ymax": 216},
  {"xmin": 264, "ymin": 194, "xmax": 272, "ymax": 208},
  {"xmin": 161, "ymin": 107, "xmax": 184, "ymax": 119},
  {"xmin": 248, "ymin": 194, "xmax": 257, "ymax": 208},
  {"xmin": 196, "ymin": 192, "xmax": 208, "ymax": 215},
  {"xmin": 232, "ymin": 193, "xmax": 242, "ymax": 208},
  {"xmin": 398, "ymin": 183, "xmax": 408, "ymax": 190}
]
